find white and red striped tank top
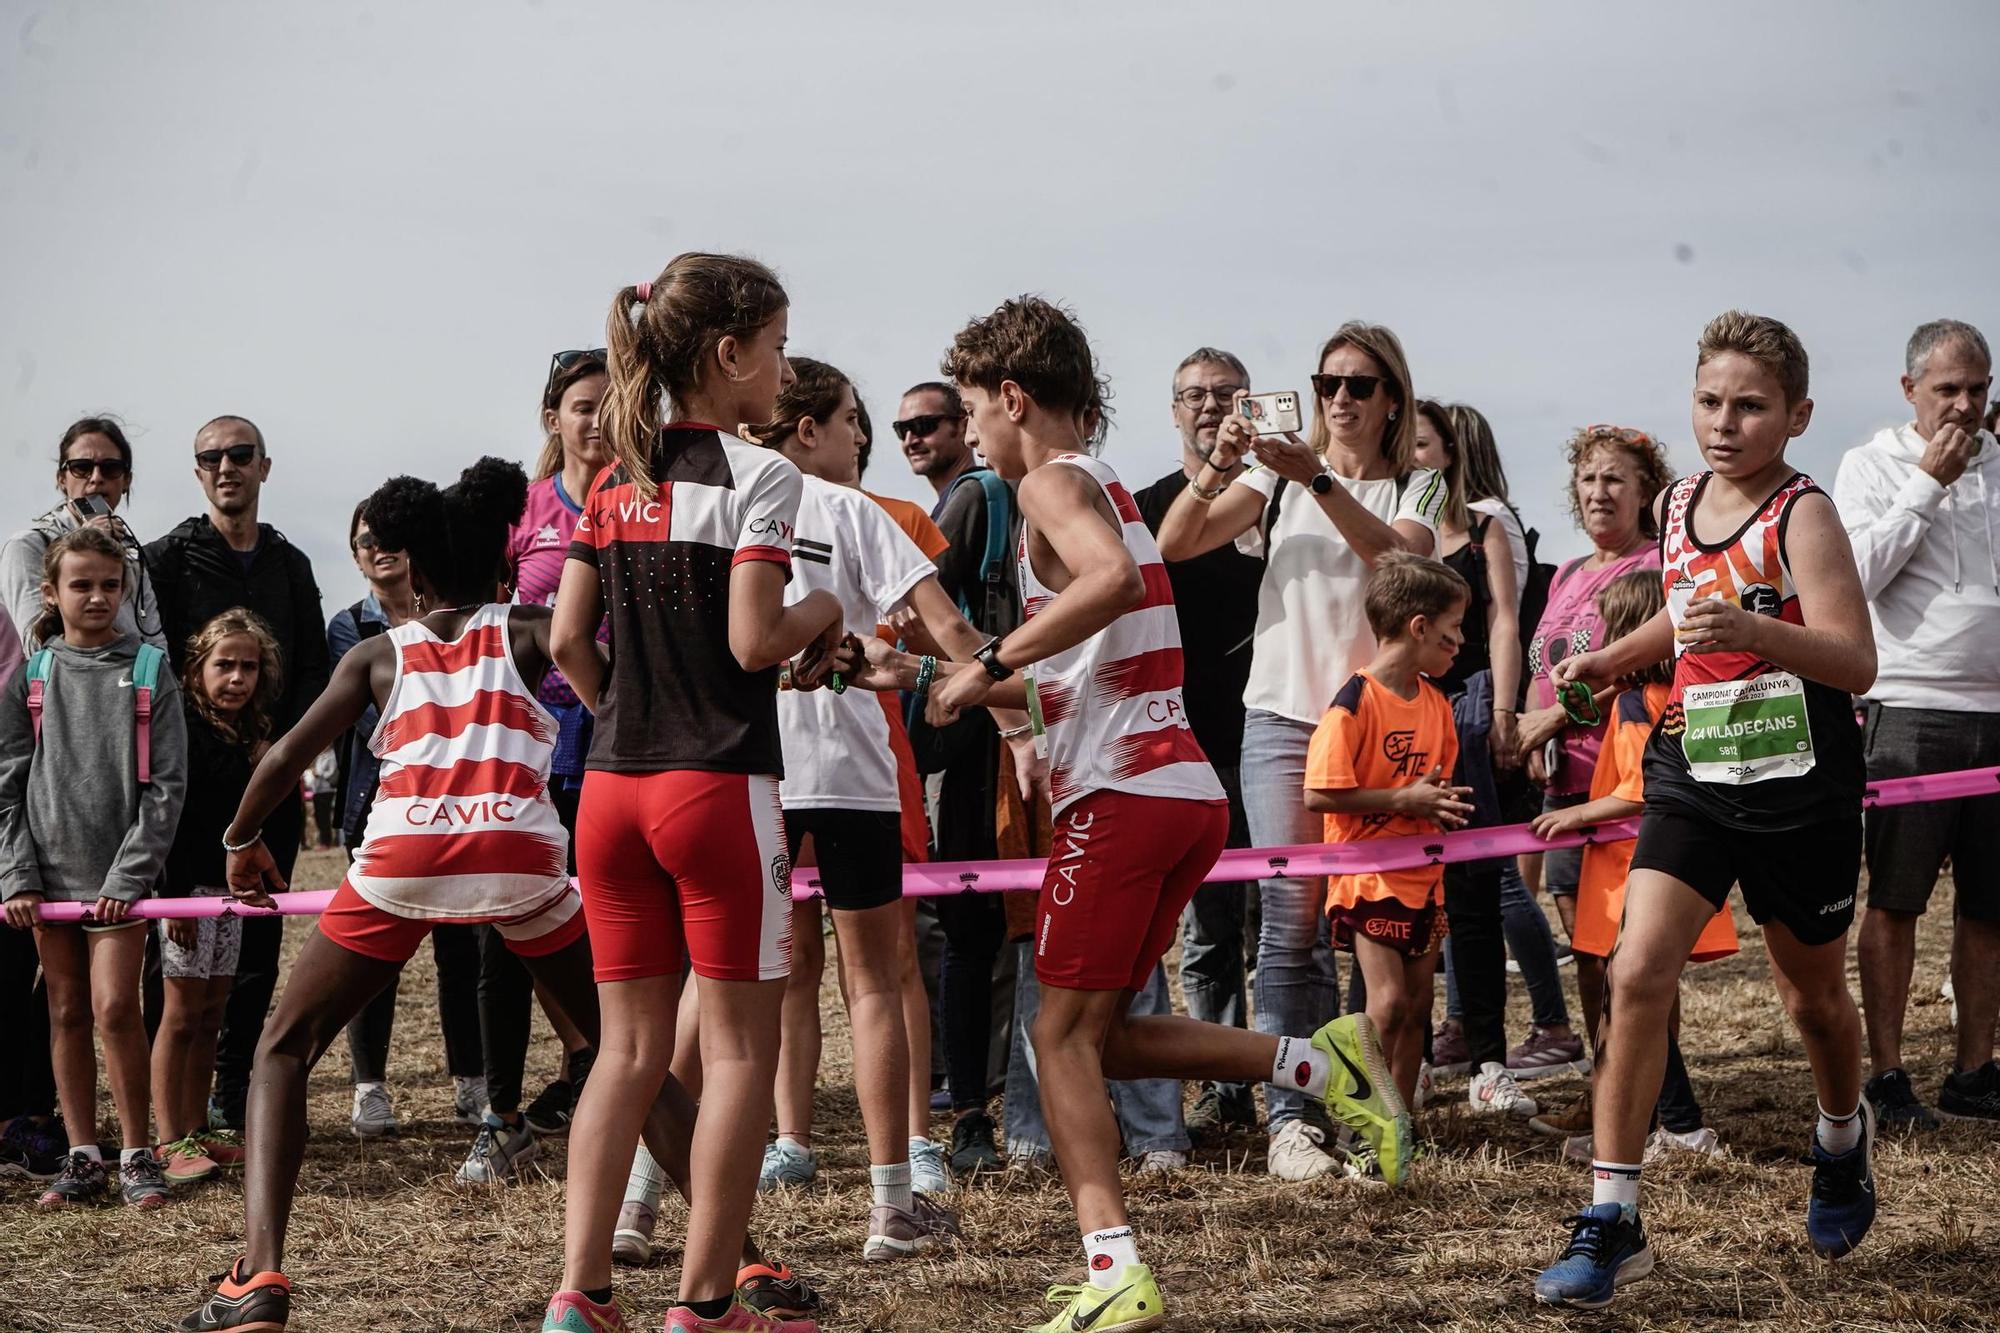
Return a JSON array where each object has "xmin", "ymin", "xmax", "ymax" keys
[
  {"xmin": 1018, "ymin": 454, "xmax": 1225, "ymax": 816},
  {"xmin": 349, "ymin": 604, "xmax": 571, "ymax": 919}
]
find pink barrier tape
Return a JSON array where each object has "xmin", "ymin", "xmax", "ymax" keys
[{"xmin": 25, "ymin": 766, "xmax": 2000, "ymax": 922}]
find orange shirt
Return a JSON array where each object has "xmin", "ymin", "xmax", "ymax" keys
[
  {"xmin": 1573, "ymin": 683, "xmax": 1738, "ymax": 961},
  {"xmin": 865, "ymin": 490, "xmax": 949, "ymax": 864},
  {"xmin": 1305, "ymin": 670, "xmax": 1459, "ymax": 912}
]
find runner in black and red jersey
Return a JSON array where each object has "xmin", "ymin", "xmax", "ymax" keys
[
  {"xmin": 1536, "ymin": 312, "xmax": 1879, "ymax": 1309},
  {"xmin": 859, "ymin": 296, "xmax": 1409, "ymax": 1332},
  {"xmin": 545, "ymin": 254, "xmax": 843, "ymax": 1333}
]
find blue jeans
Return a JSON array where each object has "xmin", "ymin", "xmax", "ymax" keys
[
  {"xmin": 1001, "ymin": 943, "xmax": 1189, "ymax": 1156},
  {"xmin": 1178, "ymin": 763, "xmax": 1252, "ymax": 1104},
  {"xmin": 1242, "ymin": 708, "xmax": 1340, "ymax": 1130}
]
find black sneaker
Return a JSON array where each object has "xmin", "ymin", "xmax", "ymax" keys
[
  {"xmin": 121, "ymin": 1146, "xmax": 170, "ymax": 1209},
  {"xmin": 1939, "ymin": 1060, "xmax": 2000, "ymax": 1122},
  {"xmin": 181, "ymin": 1258, "xmax": 291, "ymax": 1330},
  {"xmin": 948, "ymin": 1107, "xmax": 1003, "ymax": 1179},
  {"xmin": 522, "ymin": 1080, "xmax": 575, "ymax": 1136},
  {"xmin": 36, "ymin": 1150, "xmax": 108, "ymax": 1207},
  {"xmin": 1865, "ymin": 1067, "xmax": 1940, "ymax": 1129},
  {"xmin": 735, "ymin": 1261, "xmax": 820, "ymax": 1319},
  {"xmin": 0, "ymin": 1116, "xmax": 66, "ymax": 1180}
]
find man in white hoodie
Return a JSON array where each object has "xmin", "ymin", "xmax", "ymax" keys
[{"xmin": 1836, "ymin": 317, "xmax": 2000, "ymax": 1128}]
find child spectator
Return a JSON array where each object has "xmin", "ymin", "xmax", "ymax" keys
[
  {"xmin": 0, "ymin": 526, "xmax": 188, "ymax": 1208},
  {"xmin": 1306, "ymin": 552, "xmax": 1476, "ymax": 1131},
  {"xmin": 1527, "ymin": 569, "xmax": 1736, "ymax": 1158},
  {"xmin": 152, "ymin": 610, "xmax": 282, "ymax": 1187}
]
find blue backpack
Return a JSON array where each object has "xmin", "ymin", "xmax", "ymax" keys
[
  {"xmin": 25, "ymin": 642, "xmax": 169, "ymax": 784},
  {"xmin": 944, "ymin": 467, "xmax": 1015, "ymax": 631}
]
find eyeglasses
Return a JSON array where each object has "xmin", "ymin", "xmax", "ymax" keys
[
  {"xmin": 1580, "ymin": 424, "xmax": 1656, "ymax": 446},
  {"xmin": 353, "ymin": 532, "xmax": 382, "ymax": 552},
  {"xmin": 549, "ymin": 348, "xmax": 607, "ymax": 378},
  {"xmin": 195, "ymin": 443, "xmax": 260, "ymax": 472},
  {"xmin": 893, "ymin": 413, "xmax": 959, "ymax": 442},
  {"xmin": 62, "ymin": 457, "xmax": 131, "ymax": 480},
  {"xmin": 1310, "ymin": 374, "xmax": 1383, "ymax": 401},
  {"xmin": 1174, "ymin": 385, "xmax": 1247, "ymax": 409}
]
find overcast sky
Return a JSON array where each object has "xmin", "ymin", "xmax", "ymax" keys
[{"xmin": 4, "ymin": 1, "xmax": 1996, "ymax": 611}]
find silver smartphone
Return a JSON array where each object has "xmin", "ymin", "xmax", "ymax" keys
[{"xmin": 1238, "ymin": 391, "xmax": 1303, "ymax": 436}]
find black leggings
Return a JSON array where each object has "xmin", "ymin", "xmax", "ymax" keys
[
  {"xmin": 212, "ymin": 796, "xmax": 304, "ymax": 1128},
  {"xmin": 0, "ymin": 925, "xmax": 54, "ymax": 1121},
  {"xmin": 935, "ymin": 892, "xmax": 1006, "ymax": 1112},
  {"xmin": 475, "ymin": 782, "xmax": 585, "ymax": 1115},
  {"xmin": 343, "ymin": 925, "xmax": 484, "ymax": 1085}
]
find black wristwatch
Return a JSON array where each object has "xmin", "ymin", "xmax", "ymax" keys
[
  {"xmin": 974, "ymin": 636, "xmax": 1014, "ymax": 682},
  {"xmin": 1308, "ymin": 468, "xmax": 1335, "ymax": 496}
]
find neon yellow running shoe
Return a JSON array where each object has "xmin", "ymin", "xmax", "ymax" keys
[
  {"xmin": 1310, "ymin": 1013, "xmax": 1413, "ymax": 1186},
  {"xmin": 1026, "ymin": 1265, "xmax": 1165, "ymax": 1333}
]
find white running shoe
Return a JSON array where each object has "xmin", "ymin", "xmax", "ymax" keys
[
  {"xmin": 1645, "ymin": 1125, "xmax": 1724, "ymax": 1163},
  {"xmin": 1469, "ymin": 1062, "xmax": 1539, "ymax": 1118},
  {"xmin": 909, "ymin": 1136, "xmax": 950, "ymax": 1196},
  {"xmin": 611, "ymin": 1199, "xmax": 656, "ymax": 1266},
  {"xmin": 351, "ymin": 1083, "xmax": 399, "ymax": 1139},
  {"xmin": 455, "ymin": 1113, "xmax": 538, "ymax": 1184},
  {"xmin": 757, "ymin": 1137, "xmax": 818, "ymax": 1192},
  {"xmin": 1267, "ymin": 1120, "xmax": 1338, "ymax": 1181},
  {"xmin": 1415, "ymin": 1062, "xmax": 1437, "ymax": 1110},
  {"xmin": 453, "ymin": 1075, "xmax": 489, "ymax": 1128},
  {"xmin": 1136, "ymin": 1149, "xmax": 1186, "ymax": 1175}
]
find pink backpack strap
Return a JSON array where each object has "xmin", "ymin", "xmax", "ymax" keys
[
  {"xmin": 130, "ymin": 644, "xmax": 165, "ymax": 787},
  {"xmin": 24, "ymin": 648, "xmax": 52, "ymax": 749}
]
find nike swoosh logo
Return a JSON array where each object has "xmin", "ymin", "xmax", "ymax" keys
[
  {"xmin": 117, "ymin": 674, "xmax": 132, "ymax": 688},
  {"xmin": 1072, "ymin": 1285, "xmax": 1134, "ymax": 1331},
  {"xmin": 1330, "ymin": 1043, "xmax": 1373, "ymax": 1103}
]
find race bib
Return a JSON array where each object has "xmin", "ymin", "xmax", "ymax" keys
[
  {"xmin": 1023, "ymin": 670, "xmax": 1051, "ymax": 761},
  {"xmin": 1679, "ymin": 671, "xmax": 1815, "ymax": 785}
]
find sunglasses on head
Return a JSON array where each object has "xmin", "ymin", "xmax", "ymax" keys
[
  {"xmin": 62, "ymin": 457, "xmax": 130, "ymax": 480},
  {"xmin": 1310, "ymin": 373, "xmax": 1383, "ymax": 401},
  {"xmin": 549, "ymin": 348, "xmax": 607, "ymax": 378},
  {"xmin": 195, "ymin": 443, "xmax": 260, "ymax": 472},
  {"xmin": 893, "ymin": 413, "xmax": 958, "ymax": 442}
]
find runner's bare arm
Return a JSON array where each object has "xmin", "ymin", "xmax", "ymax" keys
[
  {"xmin": 730, "ymin": 561, "xmax": 843, "ymax": 672},
  {"xmin": 222, "ymin": 638, "xmax": 383, "ymax": 853},
  {"xmin": 1552, "ymin": 608, "xmax": 1675, "ymax": 692},
  {"xmin": 1683, "ymin": 491, "xmax": 1876, "ymax": 696},
  {"xmin": 897, "ymin": 575, "xmax": 1034, "ymax": 732},
  {"xmin": 552, "ymin": 559, "xmax": 606, "ymax": 711}
]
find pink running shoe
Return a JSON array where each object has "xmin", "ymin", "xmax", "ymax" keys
[
  {"xmin": 662, "ymin": 1297, "xmax": 817, "ymax": 1332},
  {"xmin": 541, "ymin": 1290, "xmax": 630, "ymax": 1332}
]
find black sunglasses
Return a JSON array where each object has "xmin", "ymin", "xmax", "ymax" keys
[
  {"xmin": 353, "ymin": 532, "xmax": 384, "ymax": 552},
  {"xmin": 195, "ymin": 443, "xmax": 261, "ymax": 472},
  {"xmin": 62, "ymin": 457, "xmax": 131, "ymax": 480},
  {"xmin": 893, "ymin": 413, "xmax": 958, "ymax": 442},
  {"xmin": 1310, "ymin": 373, "xmax": 1384, "ymax": 401},
  {"xmin": 550, "ymin": 348, "xmax": 607, "ymax": 378}
]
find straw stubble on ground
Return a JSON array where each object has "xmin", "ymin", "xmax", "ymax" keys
[{"xmin": 2, "ymin": 847, "xmax": 1997, "ymax": 1330}]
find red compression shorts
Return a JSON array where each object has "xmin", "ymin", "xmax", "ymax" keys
[
  {"xmin": 1033, "ymin": 790, "xmax": 1228, "ymax": 991},
  {"xmin": 577, "ymin": 770, "xmax": 793, "ymax": 983},
  {"xmin": 318, "ymin": 879, "xmax": 585, "ymax": 964}
]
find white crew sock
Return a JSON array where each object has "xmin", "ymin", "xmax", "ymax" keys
[
  {"xmin": 354, "ymin": 1080, "xmax": 385, "ymax": 1096},
  {"xmin": 119, "ymin": 1146, "xmax": 143, "ymax": 1167},
  {"xmin": 70, "ymin": 1143, "xmax": 103, "ymax": 1163},
  {"xmin": 870, "ymin": 1160, "xmax": 914, "ymax": 1212},
  {"xmin": 1272, "ymin": 1036, "xmax": 1331, "ymax": 1103},
  {"xmin": 1591, "ymin": 1159, "xmax": 1642, "ymax": 1212},
  {"xmin": 1817, "ymin": 1101, "xmax": 1863, "ymax": 1154},
  {"xmin": 626, "ymin": 1144, "xmax": 667, "ymax": 1210},
  {"xmin": 1083, "ymin": 1225, "xmax": 1141, "ymax": 1290}
]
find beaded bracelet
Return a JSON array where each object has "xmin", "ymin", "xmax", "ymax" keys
[{"xmin": 913, "ymin": 654, "xmax": 938, "ymax": 696}]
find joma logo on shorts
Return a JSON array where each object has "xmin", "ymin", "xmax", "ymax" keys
[{"xmin": 1820, "ymin": 895, "xmax": 1854, "ymax": 914}]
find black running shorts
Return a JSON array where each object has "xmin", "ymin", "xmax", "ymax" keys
[
  {"xmin": 785, "ymin": 808, "xmax": 904, "ymax": 913},
  {"xmin": 1628, "ymin": 804, "xmax": 1861, "ymax": 947}
]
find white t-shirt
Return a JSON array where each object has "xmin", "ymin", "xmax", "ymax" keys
[
  {"xmin": 1234, "ymin": 464, "xmax": 1446, "ymax": 724},
  {"xmin": 1469, "ymin": 496, "xmax": 1530, "ymax": 609},
  {"xmin": 778, "ymin": 476, "xmax": 936, "ymax": 811}
]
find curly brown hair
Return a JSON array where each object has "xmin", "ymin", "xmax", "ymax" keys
[
  {"xmin": 941, "ymin": 295, "xmax": 1100, "ymax": 420},
  {"xmin": 182, "ymin": 608, "xmax": 284, "ymax": 747},
  {"xmin": 1563, "ymin": 425, "xmax": 1674, "ymax": 540}
]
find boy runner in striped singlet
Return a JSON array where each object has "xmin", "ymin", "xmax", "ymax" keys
[
  {"xmin": 901, "ymin": 297, "xmax": 1409, "ymax": 1332},
  {"xmin": 1536, "ymin": 313, "xmax": 1879, "ymax": 1309},
  {"xmin": 179, "ymin": 460, "xmax": 794, "ymax": 1332}
]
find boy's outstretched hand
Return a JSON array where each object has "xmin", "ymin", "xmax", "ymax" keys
[{"xmin": 1395, "ymin": 766, "xmax": 1475, "ymax": 830}]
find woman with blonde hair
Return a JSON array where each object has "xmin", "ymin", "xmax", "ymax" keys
[{"xmin": 1158, "ymin": 320, "xmax": 1445, "ymax": 1179}]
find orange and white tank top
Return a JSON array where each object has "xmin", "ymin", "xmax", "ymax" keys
[
  {"xmin": 1018, "ymin": 454, "xmax": 1224, "ymax": 816},
  {"xmin": 350, "ymin": 604, "xmax": 571, "ymax": 919}
]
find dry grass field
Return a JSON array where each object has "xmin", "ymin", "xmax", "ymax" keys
[{"xmin": 3, "ymin": 846, "xmax": 1997, "ymax": 1331}]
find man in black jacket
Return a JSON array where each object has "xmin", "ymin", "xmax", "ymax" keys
[{"xmin": 145, "ymin": 415, "xmax": 329, "ymax": 1131}]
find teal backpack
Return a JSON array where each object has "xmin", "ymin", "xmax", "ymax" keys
[{"xmin": 24, "ymin": 643, "xmax": 168, "ymax": 784}]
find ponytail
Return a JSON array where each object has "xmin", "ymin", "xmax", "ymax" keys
[{"xmin": 602, "ymin": 285, "xmax": 662, "ymax": 500}]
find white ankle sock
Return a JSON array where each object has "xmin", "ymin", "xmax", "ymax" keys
[
  {"xmin": 1817, "ymin": 1101, "xmax": 1863, "ymax": 1154},
  {"xmin": 119, "ymin": 1146, "xmax": 142, "ymax": 1167},
  {"xmin": 870, "ymin": 1160, "xmax": 913, "ymax": 1212},
  {"xmin": 69, "ymin": 1143, "xmax": 102, "ymax": 1163},
  {"xmin": 1591, "ymin": 1160, "xmax": 1642, "ymax": 1211},
  {"xmin": 1272, "ymin": 1036, "xmax": 1330, "ymax": 1102},
  {"xmin": 1082, "ymin": 1225, "xmax": 1140, "ymax": 1290},
  {"xmin": 354, "ymin": 1081, "xmax": 385, "ymax": 1096}
]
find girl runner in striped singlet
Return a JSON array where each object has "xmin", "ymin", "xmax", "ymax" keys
[{"xmin": 178, "ymin": 460, "xmax": 730, "ymax": 1333}]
